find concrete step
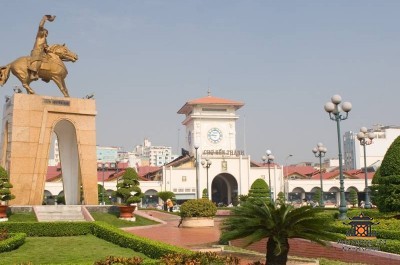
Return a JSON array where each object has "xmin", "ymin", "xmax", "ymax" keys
[{"xmin": 34, "ymin": 205, "xmax": 87, "ymax": 222}]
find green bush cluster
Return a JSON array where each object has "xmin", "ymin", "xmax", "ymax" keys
[
  {"xmin": 179, "ymin": 199, "xmax": 217, "ymax": 218},
  {"xmin": 94, "ymin": 255, "xmax": 144, "ymax": 265},
  {"xmin": 0, "ymin": 232, "xmax": 26, "ymax": 253},
  {"xmin": 160, "ymin": 252, "xmax": 240, "ymax": 265}
]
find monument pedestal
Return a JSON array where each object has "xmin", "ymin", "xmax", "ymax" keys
[{"xmin": 0, "ymin": 94, "xmax": 98, "ymax": 205}]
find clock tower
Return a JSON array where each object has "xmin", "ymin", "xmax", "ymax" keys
[{"xmin": 177, "ymin": 93, "xmax": 244, "ymax": 155}]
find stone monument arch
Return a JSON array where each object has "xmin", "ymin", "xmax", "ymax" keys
[{"xmin": 0, "ymin": 94, "xmax": 98, "ymax": 205}]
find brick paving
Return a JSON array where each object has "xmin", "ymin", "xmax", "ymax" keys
[{"xmin": 123, "ymin": 210, "xmax": 222, "ymax": 248}]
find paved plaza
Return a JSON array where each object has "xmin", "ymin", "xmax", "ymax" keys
[{"xmin": 123, "ymin": 210, "xmax": 318, "ymax": 265}]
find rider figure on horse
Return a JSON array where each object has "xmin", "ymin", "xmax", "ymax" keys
[{"xmin": 28, "ymin": 15, "xmax": 56, "ymax": 81}]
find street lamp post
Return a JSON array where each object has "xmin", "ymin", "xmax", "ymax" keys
[
  {"xmin": 324, "ymin": 94, "xmax": 352, "ymax": 220},
  {"xmin": 284, "ymin": 154, "xmax": 293, "ymax": 201},
  {"xmin": 262, "ymin": 150, "xmax": 275, "ymax": 202},
  {"xmin": 115, "ymin": 159, "xmax": 120, "ymax": 185},
  {"xmin": 201, "ymin": 158, "xmax": 212, "ymax": 200},
  {"xmin": 194, "ymin": 145, "xmax": 200, "ymax": 199},
  {"xmin": 357, "ymin": 127, "xmax": 375, "ymax": 209},
  {"xmin": 312, "ymin": 143, "xmax": 327, "ymax": 207},
  {"xmin": 101, "ymin": 163, "xmax": 109, "ymax": 205}
]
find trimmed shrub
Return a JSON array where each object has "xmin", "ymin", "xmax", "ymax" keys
[
  {"xmin": 380, "ymin": 136, "xmax": 400, "ymax": 177},
  {"xmin": 0, "ymin": 166, "xmax": 15, "ymax": 203},
  {"xmin": 248, "ymin": 178, "xmax": 270, "ymax": 205},
  {"xmin": 0, "ymin": 232, "xmax": 26, "ymax": 253},
  {"xmin": 114, "ymin": 168, "xmax": 143, "ymax": 205},
  {"xmin": 349, "ymin": 188, "xmax": 358, "ymax": 207},
  {"xmin": 179, "ymin": 199, "xmax": 217, "ymax": 218},
  {"xmin": 0, "ymin": 222, "xmax": 92, "ymax": 236},
  {"xmin": 312, "ymin": 187, "xmax": 322, "ymax": 204},
  {"xmin": 372, "ymin": 136, "xmax": 400, "ymax": 212},
  {"xmin": 202, "ymin": 188, "xmax": 208, "ymax": 199}
]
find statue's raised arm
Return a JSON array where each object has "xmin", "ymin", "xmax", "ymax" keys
[{"xmin": 29, "ymin": 15, "xmax": 56, "ymax": 80}]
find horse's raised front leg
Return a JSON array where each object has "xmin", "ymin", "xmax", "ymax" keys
[{"xmin": 52, "ymin": 77, "xmax": 69, "ymax": 97}]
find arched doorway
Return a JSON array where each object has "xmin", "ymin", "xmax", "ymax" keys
[
  {"xmin": 143, "ymin": 189, "xmax": 159, "ymax": 208},
  {"xmin": 211, "ymin": 173, "xmax": 238, "ymax": 206}
]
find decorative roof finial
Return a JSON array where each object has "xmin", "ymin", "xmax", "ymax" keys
[{"xmin": 207, "ymin": 87, "xmax": 211, "ymax": 97}]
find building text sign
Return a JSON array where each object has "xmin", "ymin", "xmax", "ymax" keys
[{"xmin": 203, "ymin": 149, "xmax": 245, "ymax": 156}]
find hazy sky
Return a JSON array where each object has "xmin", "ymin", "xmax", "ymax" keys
[{"xmin": 1, "ymin": 1, "xmax": 399, "ymax": 165}]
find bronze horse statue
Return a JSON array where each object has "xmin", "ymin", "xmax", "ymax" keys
[{"xmin": 0, "ymin": 44, "xmax": 78, "ymax": 97}]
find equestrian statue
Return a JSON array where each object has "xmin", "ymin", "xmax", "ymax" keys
[{"xmin": 0, "ymin": 15, "xmax": 78, "ymax": 97}]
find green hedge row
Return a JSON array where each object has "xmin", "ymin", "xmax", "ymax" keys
[
  {"xmin": 0, "ymin": 221, "xmax": 192, "ymax": 260},
  {"xmin": 91, "ymin": 222, "xmax": 192, "ymax": 259},
  {"xmin": 0, "ymin": 233, "xmax": 26, "ymax": 253},
  {"xmin": 327, "ymin": 221, "xmax": 400, "ymax": 254},
  {"xmin": 0, "ymin": 222, "xmax": 92, "ymax": 236}
]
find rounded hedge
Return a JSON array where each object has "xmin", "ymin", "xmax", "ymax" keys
[
  {"xmin": 380, "ymin": 135, "xmax": 400, "ymax": 177},
  {"xmin": 179, "ymin": 199, "xmax": 217, "ymax": 218}
]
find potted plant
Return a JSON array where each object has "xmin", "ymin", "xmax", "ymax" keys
[
  {"xmin": 114, "ymin": 168, "xmax": 143, "ymax": 220},
  {"xmin": 0, "ymin": 166, "xmax": 15, "ymax": 220},
  {"xmin": 179, "ymin": 199, "xmax": 217, "ymax": 227}
]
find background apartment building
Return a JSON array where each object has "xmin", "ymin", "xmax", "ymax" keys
[{"xmin": 343, "ymin": 124, "xmax": 400, "ymax": 170}]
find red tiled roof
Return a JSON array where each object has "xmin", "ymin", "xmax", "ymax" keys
[
  {"xmin": 177, "ymin": 95, "xmax": 244, "ymax": 114},
  {"xmin": 310, "ymin": 170, "xmax": 365, "ymax": 180},
  {"xmin": 46, "ymin": 164, "xmax": 62, "ymax": 181},
  {"xmin": 284, "ymin": 166, "xmax": 316, "ymax": 177},
  {"xmin": 137, "ymin": 166, "xmax": 161, "ymax": 178}
]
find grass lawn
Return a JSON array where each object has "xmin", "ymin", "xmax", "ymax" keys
[
  {"xmin": 0, "ymin": 234, "xmax": 152, "ymax": 265},
  {"xmin": 8, "ymin": 211, "xmax": 160, "ymax": 227},
  {"xmin": 8, "ymin": 212, "xmax": 37, "ymax": 222},
  {"xmin": 90, "ymin": 212, "xmax": 159, "ymax": 227}
]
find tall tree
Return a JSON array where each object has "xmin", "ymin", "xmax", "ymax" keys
[{"xmin": 220, "ymin": 201, "xmax": 338, "ymax": 265}]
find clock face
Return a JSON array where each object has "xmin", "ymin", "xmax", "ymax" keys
[{"xmin": 208, "ymin": 128, "xmax": 222, "ymax": 143}]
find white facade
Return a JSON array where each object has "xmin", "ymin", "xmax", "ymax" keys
[{"xmin": 344, "ymin": 125, "xmax": 400, "ymax": 170}]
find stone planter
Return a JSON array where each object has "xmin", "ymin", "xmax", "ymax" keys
[
  {"xmin": 181, "ymin": 217, "xmax": 214, "ymax": 228},
  {"xmin": 118, "ymin": 205, "xmax": 136, "ymax": 221},
  {"xmin": 0, "ymin": 205, "xmax": 8, "ymax": 220}
]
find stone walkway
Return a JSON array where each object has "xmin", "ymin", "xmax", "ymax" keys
[
  {"xmin": 123, "ymin": 210, "xmax": 222, "ymax": 248},
  {"xmin": 123, "ymin": 210, "xmax": 317, "ymax": 265}
]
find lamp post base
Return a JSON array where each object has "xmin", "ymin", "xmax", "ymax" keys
[{"xmin": 338, "ymin": 206, "xmax": 348, "ymax": 220}]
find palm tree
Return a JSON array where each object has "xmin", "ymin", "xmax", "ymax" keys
[{"xmin": 220, "ymin": 202, "xmax": 339, "ymax": 265}]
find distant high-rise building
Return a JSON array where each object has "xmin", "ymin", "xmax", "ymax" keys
[
  {"xmin": 133, "ymin": 138, "xmax": 178, "ymax": 166},
  {"xmin": 343, "ymin": 125, "xmax": 400, "ymax": 170}
]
